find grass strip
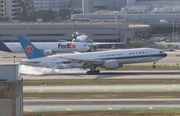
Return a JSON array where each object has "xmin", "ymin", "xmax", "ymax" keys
[
  {"xmin": 23, "ymin": 79, "xmax": 180, "ymax": 85},
  {"xmin": 24, "ymin": 92, "xmax": 180, "ymax": 99},
  {"xmin": 24, "ymin": 110, "xmax": 180, "ymax": 116}
]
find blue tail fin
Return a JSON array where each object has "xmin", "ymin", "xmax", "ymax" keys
[{"xmin": 17, "ymin": 36, "xmax": 46, "ymax": 59}]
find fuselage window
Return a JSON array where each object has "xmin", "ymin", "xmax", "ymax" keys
[
  {"xmin": 142, "ymin": 52, "xmax": 144, "ymax": 54},
  {"xmin": 139, "ymin": 52, "xmax": 141, "ymax": 54},
  {"xmin": 136, "ymin": 52, "xmax": 138, "ymax": 54},
  {"xmin": 129, "ymin": 53, "xmax": 131, "ymax": 55},
  {"xmin": 146, "ymin": 51, "xmax": 148, "ymax": 53}
]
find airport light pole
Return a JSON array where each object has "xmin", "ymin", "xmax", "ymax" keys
[{"xmin": 176, "ymin": 25, "xmax": 179, "ymax": 42}]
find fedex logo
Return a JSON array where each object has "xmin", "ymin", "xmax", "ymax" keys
[
  {"xmin": 58, "ymin": 43, "xmax": 76, "ymax": 49},
  {"xmin": 24, "ymin": 45, "xmax": 35, "ymax": 55}
]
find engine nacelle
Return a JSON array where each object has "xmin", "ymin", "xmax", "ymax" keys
[
  {"xmin": 102, "ymin": 60, "xmax": 122, "ymax": 70},
  {"xmin": 43, "ymin": 49, "xmax": 54, "ymax": 55}
]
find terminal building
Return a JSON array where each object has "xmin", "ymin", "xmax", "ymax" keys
[
  {"xmin": 72, "ymin": 0, "xmax": 180, "ymax": 24},
  {"xmin": 0, "ymin": 0, "xmax": 22, "ymax": 21},
  {"xmin": 0, "ymin": 22, "xmax": 137, "ymax": 43},
  {"xmin": 34, "ymin": 0, "xmax": 82, "ymax": 12}
]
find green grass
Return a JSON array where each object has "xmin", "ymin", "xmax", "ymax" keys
[
  {"xmin": 24, "ymin": 110, "xmax": 180, "ymax": 116},
  {"xmin": 23, "ymin": 79, "xmax": 180, "ymax": 85},
  {"xmin": 24, "ymin": 92, "xmax": 180, "ymax": 99}
]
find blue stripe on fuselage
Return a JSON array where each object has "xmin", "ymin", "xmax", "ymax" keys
[{"xmin": 96, "ymin": 53, "xmax": 167, "ymax": 60}]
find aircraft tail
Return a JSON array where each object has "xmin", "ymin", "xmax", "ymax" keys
[
  {"xmin": 0, "ymin": 40, "xmax": 12, "ymax": 52},
  {"xmin": 17, "ymin": 36, "xmax": 46, "ymax": 59}
]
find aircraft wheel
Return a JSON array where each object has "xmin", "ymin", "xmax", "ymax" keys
[
  {"xmin": 93, "ymin": 70, "xmax": 100, "ymax": 74},
  {"xmin": 87, "ymin": 49, "xmax": 91, "ymax": 52},
  {"xmin": 153, "ymin": 65, "xmax": 156, "ymax": 68},
  {"xmin": 87, "ymin": 70, "xmax": 100, "ymax": 74},
  {"xmin": 97, "ymin": 70, "xmax": 100, "ymax": 74},
  {"xmin": 87, "ymin": 71, "xmax": 93, "ymax": 74}
]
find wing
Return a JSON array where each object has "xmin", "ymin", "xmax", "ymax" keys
[
  {"xmin": 59, "ymin": 56, "xmax": 103, "ymax": 65},
  {"xmin": 20, "ymin": 60, "xmax": 40, "ymax": 65}
]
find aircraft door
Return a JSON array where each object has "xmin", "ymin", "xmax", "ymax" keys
[
  {"xmin": 149, "ymin": 51, "xmax": 152, "ymax": 55},
  {"xmin": 148, "ymin": 51, "xmax": 153, "ymax": 60}
]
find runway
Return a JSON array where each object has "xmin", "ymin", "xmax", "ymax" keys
[
  {"xmin": 23, "ymin": 84, "xmax": 180, "ymax": 92},
  {"xmin": 24, "ymin": 99, "xmax": 180, "ymax": 112},
  {"xmin": 22, "ymin": 70, "xmax": 180, "ymax": 79}
]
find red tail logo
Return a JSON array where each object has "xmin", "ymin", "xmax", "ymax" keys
[{"xmin": 24, "ymin": 45, "xmax": 35, "ymax": 55}]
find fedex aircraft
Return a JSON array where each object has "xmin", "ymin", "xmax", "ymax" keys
[
  {"xmin": 64, "ymin": 22, "xmax": 124, "ymax": 51},
  {"xmin": 0, "ymin": 39, "xmax": 90, "ymax": 55},
  {"xmin": 18, "ymin": 36, "xmax": 167, "ymax": 74}
]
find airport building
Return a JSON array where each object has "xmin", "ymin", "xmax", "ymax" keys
[
  {"xmin": 0, "ymin": 65, "xmax": 23, "ymax": 116},
  {"xmin": 72, "ymin": 13, "xmax": 180, "ymax": 24},
  {"xmin": 72, "ymin": 0, "xmax": 180, "ymax": 23},
  {"xmin": 70, "ymin": 0, "xmax": 82, "ymax": 11},
  {"xmin": 82, "ymin": 0, "xmax": 127, "ymax": 13},
  {"xmin": 0, "ymin": 22, "xmax": 135, "ymax": 44},
  {"xmin": 34, "ymin": 0, "xmax": 82, "ymax": 12},
  {"xmin": 0, "ymin": 0, "xmax": 22, "ymax": 21},
  {"xmin": 34, "ymin": 0, "xmax": 53, "ymax": 11},
  {"xmin": 34, "ymin": 0, "xmax": 70, "ymax": 11}
]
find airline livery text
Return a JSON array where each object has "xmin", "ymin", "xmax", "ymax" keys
[{"xmin": 58, "ymin": 43, "xmax": 76, "ymax": 49}]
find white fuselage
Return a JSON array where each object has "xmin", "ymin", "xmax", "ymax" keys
[
  {"xmin": 20, "ymin": 48, "xmax": 167, "ymax": 69},
  {"xmin": 3, "ymin": 42, "xmax": 89, "ymax": 53},
  {"xmin": 72, "ymin": 35, "xmax": 92, "ymax": 43}
]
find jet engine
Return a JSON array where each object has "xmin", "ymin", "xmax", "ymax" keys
[
  {"xmin": 43, "ymin": 49, "xmax": 55, "ymax": 55},
  {"xmin": 102, "ymin": 60, "xmax": 122, "ymax": 70}
]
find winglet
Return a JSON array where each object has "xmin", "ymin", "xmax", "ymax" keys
[
  {"xmin": 0, "ymin": 40, "xmax": 12, "ymax": 52},
  {"xmin": 17, "ymin": 36, "xmax": 46, "ymax": 59}
]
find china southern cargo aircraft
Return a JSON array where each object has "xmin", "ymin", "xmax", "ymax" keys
[
  {"xmin": 18, "ymin": 36, "xmax": 167, "ymax": 74},
  {"xmin": 0, "ymin": 39, "xmax": 90, "ymax": 55}
]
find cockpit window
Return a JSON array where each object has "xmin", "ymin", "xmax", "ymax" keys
[{"xmin": 159, "ymin": 51, "xmax": 164, "ymax": 53}]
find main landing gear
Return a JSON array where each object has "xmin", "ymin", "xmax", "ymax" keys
[
  {"xmin": 87, "ymin": 70, "xmax": 100, "ymax": 74},
  {"xmin": 86, "ymin": 65, "xmax": 100, "ymax": 74}
]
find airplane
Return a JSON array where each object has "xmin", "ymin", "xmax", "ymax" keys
[
  {"xmin": 59, "ymin": 22, "xmax": 125, "ymax": 51},
  {"xmin": 155, "ymin": 41, "xmax": 180, "ymax": 51},
  {"xmin": 0, "ymin": 39, "xmax": 90, "ymax": 55},
  {"xmin": 18, "ymin": 36, "xmax": 167, "ymax": 74}
]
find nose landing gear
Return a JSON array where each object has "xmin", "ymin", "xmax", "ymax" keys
[{"xmin": 152, "ymin": 62, "xmax": 156, "ymax": 68}]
